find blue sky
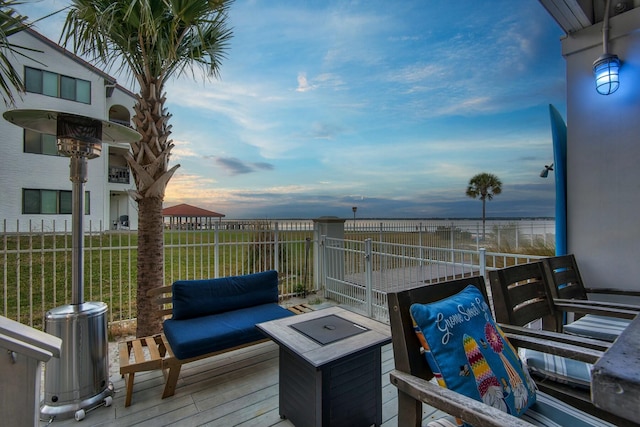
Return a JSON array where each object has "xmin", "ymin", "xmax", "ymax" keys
[{"xmin": 17, "ymin": 0, "xmax": 566, "ymax": 219}]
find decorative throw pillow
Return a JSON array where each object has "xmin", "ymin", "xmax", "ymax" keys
[{"xmin": 410, "ymin": 285, "xmax": 537, "ymax": 424}]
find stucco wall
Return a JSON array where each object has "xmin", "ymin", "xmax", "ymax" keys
[
  {"xmin": 0, "ymin": 31, "xmax": 137, "ymax": 232},
  {"xmin": 562, "ymin": 8, "xmax": 640, "ymax": 290}
]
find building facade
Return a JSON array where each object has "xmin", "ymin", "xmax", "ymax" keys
[{"xmin": 0, "ymin": 28, "xmax": 138, "ymax": 232}]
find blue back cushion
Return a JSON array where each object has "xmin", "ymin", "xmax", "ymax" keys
[
  {"xmin": 172, "ymin": 270, "xmax": 279, "ymax": 320},
  {"xmin": 410, "ymin": 285, "xmax": 537, "ymax": 422}
]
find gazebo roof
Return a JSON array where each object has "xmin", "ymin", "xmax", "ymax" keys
[{"xmin": 162, "ymin": 203, "xmax": 225, "ymax": 218}]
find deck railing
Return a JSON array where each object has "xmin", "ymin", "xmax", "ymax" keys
[
  {"xmin": 321, "ymin": 236, "xmax": 545, "ymax": 323},
  {"xmin": 1, "ymin": 218, "xmax": 552, "ymax": 329},
  {"xmin": 107, "ymin": 166, "xmax": 130, "ymax": 184}
]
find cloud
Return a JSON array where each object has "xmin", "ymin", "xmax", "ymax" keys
[
  {"xmin": 253, "ymin": 162, "xmax": 274, "ymax": 171},
  {"xmin": 310, "ymin": 122, "xmax": 345, "ymax": 140},
  {"xmin": 169, "ymin": 140, "xmax": 198, "ymax": 161},
  {"xmin": 216, "ymin": 157, "xmax": 275, "ymax": 176},
  {"xmin": 388, "ymin": 63, "xmax": 446, "ymax": 85},
  {"xmin": 296, "ymin": 72, "xmax": 315, "ymax": 92}
]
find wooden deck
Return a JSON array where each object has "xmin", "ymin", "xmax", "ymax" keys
[{"xmin": 39, "ymin": 334, "xmax": 445, "ymax": 426}]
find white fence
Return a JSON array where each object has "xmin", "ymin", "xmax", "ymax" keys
[
  {"xmin": 321, "ymin": 236, "xmax": 545, "ymax": 323},
  {"xmin": 1, "ymin": 218, "xmax": 553, "ymax": 329}
]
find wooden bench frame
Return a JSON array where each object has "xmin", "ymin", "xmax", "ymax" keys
[{"xmin": 119, "ymin": 284, "xmax": 313, "ymax": 407}]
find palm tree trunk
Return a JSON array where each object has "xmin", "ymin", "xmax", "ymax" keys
[
  {"xmin": 136, "ymin": 196, "xmax": 164, "ymax": 337},
  {"xmin": 482, "ymin": 198, "xmax": 486, "ymax": 241}
]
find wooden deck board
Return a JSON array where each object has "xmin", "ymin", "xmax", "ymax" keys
[{"xmin": 40, "ymin": 339, "xmax": 444, "ymax": 426}]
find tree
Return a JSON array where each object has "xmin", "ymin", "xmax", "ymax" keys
[
  {"xmin": 0, "ymin": 0, "xmax": 31, "ymax": 106},
  {"xmin": 466, "ymin": 172, "xmax": 502, "ymax": 241},
  {"xmin": 61, "ymin": 0, "xmax": 233, "ymax": 337}
]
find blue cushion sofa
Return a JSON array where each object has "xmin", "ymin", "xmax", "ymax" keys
[{"xmin": 157, "ymin": 270, "xmax": 295, "ymax": 397}]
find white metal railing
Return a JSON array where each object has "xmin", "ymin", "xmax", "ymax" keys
[
  {"xmin": 107, "ymin": 166, "xmax": 130, "ymax": 184},
  {"xmin": 1, "ymin": 219, "xmax": 316, "ymax": 329},
  {"xmin": 346, "ymin": 219, "xmax": 554, "ymax": 252},
  {"xmin": 321, "ymin": 236, "xmax": 546, "ymax": 323},
  {"xmin": 1, "ymin": 218, "xmax": 551, "ymax": 329}
]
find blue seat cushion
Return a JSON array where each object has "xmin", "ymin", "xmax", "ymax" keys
[
  {"xmin": 426, "ymin": 391, "xmax": 615, "ymax": 426},
  {"xmin": 563, "ymin": 314, "xmax": 631, "ymax": 342},
  {"xmin": 164, "ymin": 303, "xmax": 294, "ymax": 360},
  {"xmin": 520, "ymin": 348, "xmax": 592, "ymax": 389},
  {"xmin": 172, "ymin": 270, "xmax": 279, "ymax": 320}
]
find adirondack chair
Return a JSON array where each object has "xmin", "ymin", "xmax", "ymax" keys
[
  {"xmin": 542, "ymin": 254, "xmax": 639, "ymax": 341},
  {"xmin": 488, "ymin": 262, "xmax": 638, "ymax": 426},
  {"xmin": 387, "ymin": 275, "xmax": 618, "ymax": 427}
]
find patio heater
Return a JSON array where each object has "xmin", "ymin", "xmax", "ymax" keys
[{"xmin": 2, "ymin": 109, "xmax": 141, "ymax": 421}]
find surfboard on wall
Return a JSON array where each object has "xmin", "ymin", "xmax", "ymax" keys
[{"xmin": 549, "ymin": 104, "xmax": 567, "ymax": 256}]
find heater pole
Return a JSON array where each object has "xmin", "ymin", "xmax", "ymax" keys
[{"xmin": 70, "ymin": 156, "xmax": 88, "ymax": 305}]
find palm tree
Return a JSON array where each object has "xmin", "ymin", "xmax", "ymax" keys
[
  {"xmin": 0, "ymin": 0, "xmax": 31, "ymax": 106},
  {"xmin": 466, "ymin": 172, "xmax": 502, "ymax": 241},
  {"xmin": 61, "ymin": 0, "xmax": 233, "ymax": 337}
]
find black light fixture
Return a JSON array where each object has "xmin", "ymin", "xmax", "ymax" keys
[
  {"xmin": 593, "ymin": 0, "xmax": 621, "ymax": 95},
  {"xmin": 540, "ymin": 163, "xmax": 554, "ymax": 178}
]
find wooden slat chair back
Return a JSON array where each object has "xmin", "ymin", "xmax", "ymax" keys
[
  {"xmin": 542, "ymin": 254, "xmax": 588, "ymax": 300},
  {"xmin": 488, "ymin": 261, "xmax": 559, "ymax": 332},
  {"xmin": 488, "ymin": 262, "xmax": 637, "ymax": 426},
  {"xmin": 542, "ymin": 254, "xmax": 638, "ymax": 342},
  {"xmin": 542, "ymin": 254, "xmax": 640, "ymax": 313}
]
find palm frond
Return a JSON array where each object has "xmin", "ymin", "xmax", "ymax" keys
[
  {"xmin": 0, "ymin": 0, "xmax": 33, "ymax": 105},
  {"xmin": 60, "ymin": 0, "xmax": 233, "ymax": 91}
]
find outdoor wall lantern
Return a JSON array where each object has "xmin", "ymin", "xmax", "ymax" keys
[
  {"xmin": 594, "ymin": 53, "xmax": 620, "ymax": 95},
  {"xmin": 593, "ymin": 0, "xmax": 621, "ymax": 95}
]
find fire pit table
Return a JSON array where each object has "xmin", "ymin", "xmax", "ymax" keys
[{"xmin": 257, "ymin": 306, "xmax": 391, "ymax": 427}]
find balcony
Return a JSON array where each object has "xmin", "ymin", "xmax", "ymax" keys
[
  {"xmin": 108, "ymin": 166, "xmax": 130, "ymax": 184},
  {"xmin": 108, "ymin": 118, "xmax": 134, "ymax": 129}
]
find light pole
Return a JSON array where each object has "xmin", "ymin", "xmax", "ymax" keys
[{"xmin": 352, "ymin": 206, "xmax": 357, "ymax": 224}]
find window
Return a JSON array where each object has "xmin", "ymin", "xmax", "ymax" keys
[
  {"xmin": 24, "ymin": 130, "xmax": 59, "ymax": 155},
  {"xmin": 23, "ymin": 189, "xmax": 90, "ymax": 215},
  {"xmin": 24, "ymin": 67, "xmax": 91, "ymax": 104},
  {"xmin": 60, "ymin": 75, "xmax": 76, "ymax": 100}
]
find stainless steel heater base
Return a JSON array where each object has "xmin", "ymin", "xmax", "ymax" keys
[{"xmin": 40, "ymin": 302, "xmax": 113, "ymax": 421}]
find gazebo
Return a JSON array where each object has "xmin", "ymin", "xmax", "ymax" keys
[{"xmin": 162, "ymin": 203, "xmax": 225, "ymax": 230}]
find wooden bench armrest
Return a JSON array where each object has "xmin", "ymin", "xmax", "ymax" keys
[
  {"xmin": 585, "ymin": 288, "xmax": 640, "ymax": 299},
  {"xmin": 389, "ymin": 369, "xmax": 535, "ymax": 427},
  {"xmin": 500, "ymin": 324, "xmax": 608, "ymax": 364},
  {"xmin": 503, "ymin": 335, "xmax": 603, "ymax": 364},
  {"xmin": 148, "ymin": 285, "xmax": 172, "ymax": 298},
  {"xmin": 554, "ymin": 298, "xmax": 639, "ymax": 319},
  {"xmin": 499, "ymin": 323, "xmax": 610, "ymax": 353}
]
